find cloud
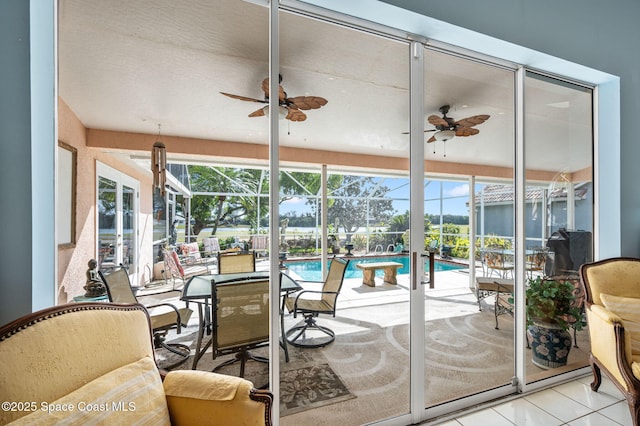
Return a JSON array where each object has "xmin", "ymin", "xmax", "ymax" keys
[
  {"xmin": 282, "ymin": 197, "xmax": 304, "ymax": 204},
  {"xmin": 445, "ymin": 184, "xmax": 469, "ymax": 197}
]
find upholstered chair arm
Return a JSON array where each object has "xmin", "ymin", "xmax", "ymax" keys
[
  {"xmin": 163, "ymin": 370, "xmax": 273, "ymax": 425},
  {"xmin": 587, "ymin": 305, "xmax": 634, "ymax": 387}
]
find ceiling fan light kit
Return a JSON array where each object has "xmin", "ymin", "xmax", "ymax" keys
[
  {"xmin": 262, "ymin": 105, "xmax": 288, "ymax": 120},
  {"xmin": 221, "ymin": 74, "xmax": 327, "ymax": 123},
  {"xmin": 435, "ymin": 129, "xmax": 455, "ymax": 142},
  {"xmin": 425, "ymin": 104, "xmax": 490, "ymax": 145}
]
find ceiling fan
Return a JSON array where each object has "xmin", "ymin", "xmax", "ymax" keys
[
  {"xmin": 220, "ymin": 75, "xmax": 328, "ymax": 122},
  {"xmin": 424, "ymin": 104, "xmax": 490, "ymax": 143}
]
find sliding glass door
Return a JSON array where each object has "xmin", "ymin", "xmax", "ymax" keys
[
  {"xmin": 422, "ymin": 47, "xmax": 518, "ymax": 414},
  {"xmin": 279, "ymin": 8, "xmax": 412, "ymax": 425}
]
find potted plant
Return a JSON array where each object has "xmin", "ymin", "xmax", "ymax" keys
[{"xmin": 526, "ymin": 276, "xmax": 583, "ymax": 369}]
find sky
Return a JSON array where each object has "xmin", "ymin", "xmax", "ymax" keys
[{"xmin": 280, "ymin": 178, "xmax": 472, "ymax": 218}]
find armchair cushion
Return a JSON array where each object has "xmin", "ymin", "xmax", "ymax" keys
[
  {"xmin": 164, "ymin": 370, "xmax": 271, "ymax": 425},
  {"xmin": 601, "ymin": 293, "xmax": 640, "ymax": 354},
  {"xmin": 10, "ymin": 356, "xmax": 170, "ymax": 425}
]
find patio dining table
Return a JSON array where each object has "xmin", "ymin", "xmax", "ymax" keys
[{"xmin": 181, "ymin": 271, "xmax": 302, "ymax": 370}]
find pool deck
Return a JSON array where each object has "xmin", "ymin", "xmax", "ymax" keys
[
  {"xmin": 282, "ymin": 259, "xmax": 481, "ymax": 314},
  {"xmin": 140, "ymin": 254, "xmax": 481, "ymax": 322}
]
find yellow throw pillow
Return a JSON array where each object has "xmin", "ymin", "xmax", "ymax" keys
[
  {"xmin": 600, "ymin": 293, "xmax": 640, "ymax": 355},
  {"xmin": 9, "ymin": 356, "xmax": 170, "ymax": 425}
]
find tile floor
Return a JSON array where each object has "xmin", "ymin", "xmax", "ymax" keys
[{"xmin": 437, "ymin": 374, "xmax": 633, "ymax": 426}]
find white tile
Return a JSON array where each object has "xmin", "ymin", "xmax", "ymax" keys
[
  {"xmin": 577, "ymin": 373, "xmax": 626, "ymax": 400},
  {"xmin": 456, "ymin": 408, "xmax": 514, "ymax": 426},
  {"xmin": 525, "ymin": 388, "xmax": 593, "ymax": 421},
  {"xmin": 599, "ymin": 400, "xmax": 635, "ymax": 426},
  {"xmin": 566, "ymin": 412, "xmax": 622, "ymax": 426},
  {"xmin": 492, "ymin": 399, "xmax": 563, "ymax": 426},
  {"xmin": 553, "ymin": 379, "xmax": 622, "ymax": 410},
  {"xmin": 434, "ymin": 420, "xmax": 463, "ymax": 426}
]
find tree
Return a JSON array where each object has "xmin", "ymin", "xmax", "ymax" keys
[
  {"xmin": 188, "ymin": 166, "xmax": 268, "ymax": 236},
  {"xmin": 279, "ymin": 170, "xmax": 342, "ymax": 208},
  {"xmin": 327, "ymin": 175, "xmax": 395, "ymax": 243}
]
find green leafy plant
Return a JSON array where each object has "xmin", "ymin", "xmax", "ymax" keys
[{"xmin": 525, "ymin": 276, "xmax": 583, "ymax": 331}]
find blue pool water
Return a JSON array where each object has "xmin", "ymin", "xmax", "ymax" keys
[{"xmin": 284, "ymin": 256, "xmax": 465, "ymax": 282}]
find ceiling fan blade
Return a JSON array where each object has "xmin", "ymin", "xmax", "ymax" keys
[
  {"xmin": 427, "ymin": 114, "xmax": 448, "ymax": 127},
  {"xmin": 426, "ymin": 135, "xmax": 436, "ymax": 143},
  {"xmin": 220, "ymin": 92, "xmax": 266, "ymax": 103},
  {"xmin": 455, "ymin": 127, "xmax": 480, "ymax": 137},
  {"xmin": 401, "ymin": 129, "xmax": 436, "ymax": 135},
  {"xmin": 286, "ymin": 108, "xmax": 307, "ymax": 122},
  {"xmin": 248, "ymin": 107, "xmax": 266, "ymax": 118},
  {"xmin": 287, "ymin": 96, "xmax": 328, "ymax": 110},
  {"xmin": 261, "ymin": 78, "xmax": 286, "ymax": 102},
  {"xmin": 455, "ymin": 114, "xmax": 490, "ymax": 128}
]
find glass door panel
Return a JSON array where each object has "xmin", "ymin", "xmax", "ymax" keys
[
  {"xmin": 96, "ymin": 163, "xmax": 138, "ymax": 279},
  {"xmin": 524, "ymin": 72, "xmax": 593, "ymax": 382},
  {"xmin": 97, "ymin": 176, "xmax": 117, "ymax": 273},
  {"xmin": 423, "ymin": 47, "xmax": 517, "ymax": 410},
  {"xmin": 122, "ymin": 184, "xmax": 135, "ymax": 271},
  {"xmin": 279, "ymin": 9, "xmax": 411, "ymax": 424}
]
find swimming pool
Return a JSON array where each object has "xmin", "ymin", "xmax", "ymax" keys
[{"xmin": 284, "ymin": 255, "xmax": 466, "ymax": 281}]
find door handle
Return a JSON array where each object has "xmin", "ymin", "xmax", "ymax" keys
[{"xmin": 412, "ymin": 251, "xmax": 417, "ymax": 290}]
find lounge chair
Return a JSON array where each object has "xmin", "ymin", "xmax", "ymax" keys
[{"xmin": 163, "ymin": 247, "xmax": 211, "ymax": 290}]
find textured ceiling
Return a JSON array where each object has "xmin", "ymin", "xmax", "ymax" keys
[{"xmin": 58, "ymin": 0, "xmax": 593, "ymax": 177}]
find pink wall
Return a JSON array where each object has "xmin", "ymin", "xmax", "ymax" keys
[{"xmin": 57, "ymin": 99, "xmax": 155, "ymax": 303}]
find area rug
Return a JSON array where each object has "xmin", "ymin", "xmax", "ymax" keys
[
  {"xmin": 280, "ymin": 363, "xmax": 356, "ymax": 415},
  {"xmin": 157, "ymin": 330, "xmax": 356, "ymax": 416}
]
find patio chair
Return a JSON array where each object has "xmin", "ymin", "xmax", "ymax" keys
[
  {"xmin": 203, "ymin": 236, "xmax": 221, "ymax": 257},
  {"xmin": 579, "ymin": 257, "xmax": 640, "ymax": 425},
  {"xmin": 526, "ymin": 246, "xmax": 548, "ymax": 279},
  {"xmin": 210, "ymin": 278, "xmax": 270, "ymax": 377},
  {"xmin": 483, "ymin": 247, "xmax": 514, "ymax": 278},
  {"xmin": 285, "ymin": 257, "xmax": 349, "ymax": 348},
  {"xmin": 252, "ymin": 235, "xmax": 269, "ymax": 258},
  {"xmin": 99, "ymin": 266, "xmax": 193, "ymax": 369},
  {"xmin": 218, "ymin": 252, "xmax": 256, "ymax": 274}
]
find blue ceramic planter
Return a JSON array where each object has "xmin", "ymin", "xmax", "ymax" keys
[{"xmin": 527, "ymin": 322, "xmax": 572, "ymax": 369}]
